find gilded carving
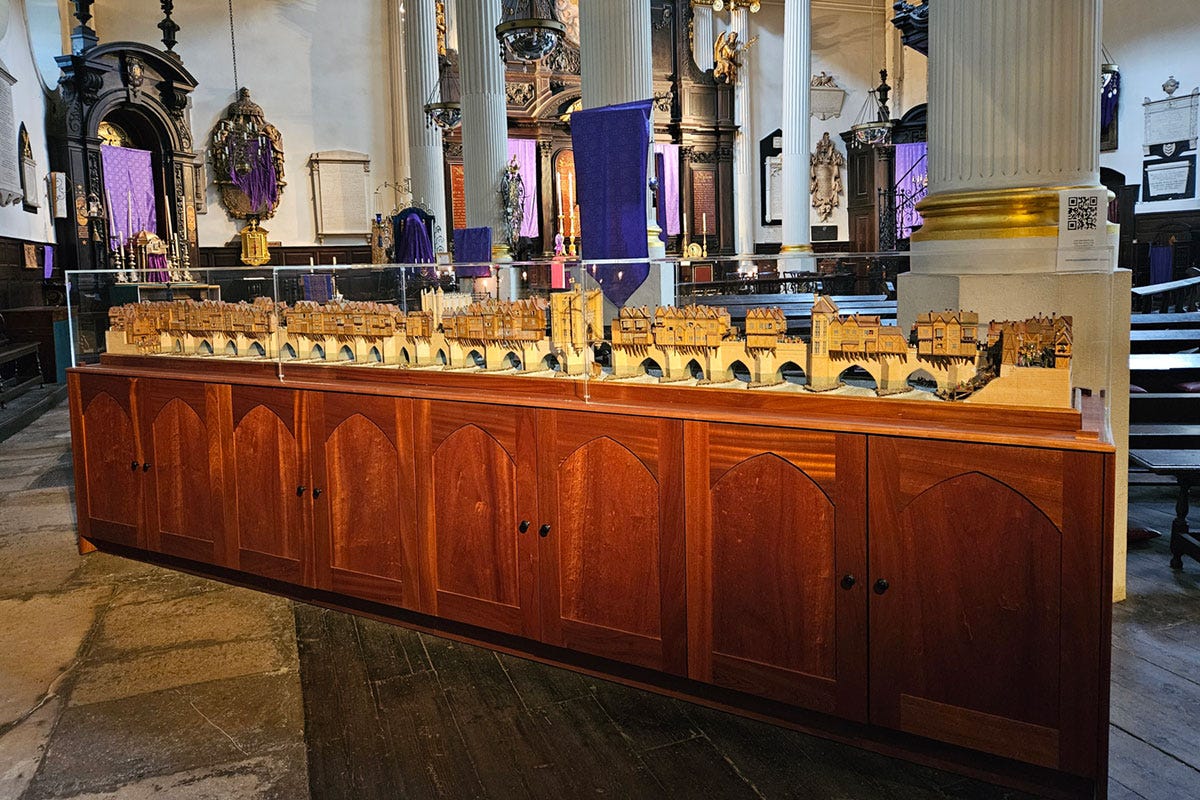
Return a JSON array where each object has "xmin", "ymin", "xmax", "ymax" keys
[{"xmin": 810, "ymin": 132, "xmax": 844, "ymax": 222}]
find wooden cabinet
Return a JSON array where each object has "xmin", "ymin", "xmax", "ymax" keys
[
  {"xmin": 537, "ymin": 411, "xmax": 686, "ymax": 674},
  {"xmin": 226, "ymin": 386, "xmax": 310, "ymax": 584},
  {"xmin": 686, "ymin": 423, "xmax": 868, "ymax": 720},
  {"xmin": 138, "ymin": 379, "xmax": 226, "ymax": 563},
  {"xmin": 69, "ymin": 360, "xmax": 1114, "ymax": 798},
  {"xmin": 309, "ymin": 391, "xmax": 420, "ymax": 609},
  {"xmin": 70, "ymin": 373, "xmax": 142, "ymax": 547},
  {"xmin": 868, "ymin": 438, "xmax": 1108, "ymax": 779}
]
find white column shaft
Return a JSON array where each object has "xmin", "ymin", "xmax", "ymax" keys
[
  {"xmin": 781, "ymin": 0, "xmax": 811, "ymax": 251},
  {"xmin": 457, "ymin": 0, "xmax": 507, "ymax": 239},
  {"xmin": 731, "ymin": 8, "xmax": 754, "ymax": 259},
  {"xmin": 579, "ymin": 0, "xmax": 652, "ymax": 109},
  {"xmin": 927, "ymin": 0, "xmax": 1100, "ymax": 195},
  {"xmin": 404, "ymin": 0, "xmax": 448, "ymax": 245},
  {"xmin": 693, "ymin": 4, "xmax": 714, "ymax": 71}
]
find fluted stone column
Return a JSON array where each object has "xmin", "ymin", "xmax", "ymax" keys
[
  {"xmin": 693, "ymin": 2, "xmax": 714, "ymax": 71},
  {"xmin": 730, "ymin": 7, "xmax": 754, "ymax": 264},
  {"xmin": 900, "ymin": 0, "xmax": 1130, "ymax": 600},
  {"xmin": 457, "ymin": 0, "xmax": 509, "ymax": 259},
  {"xmin": 579, "ymin": 0, "xmax": 668, "ymax": 281},
  {"xmin": 780, "ymin": 0, "xmax": 812, "ymax": 261},
  {"xmin": 404, "ymin": 0, "xmax": 447, "ymax": 249}
]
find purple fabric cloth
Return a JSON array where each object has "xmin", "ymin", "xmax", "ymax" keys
[
  {"xmin": 1149, "ymin": 244, "xmax": 1173, "ymax": 285},
  {"xmin": 453, "ymin": 227, "xmax": 493, "ymax": 277},
  {"xmin": 507, "ymin": 138, "xmax": 539, "ymax": 238},
  {"xmin": 146, "ymin": 253, "xmax": 171, "ymax": 283},
  {"xmin": 101, "ymin": 145, "xmax": 156, "ymax": 245},
  {"xmin": 894, "ymin": 142, "xmax": 928, "ymax": 240},
  {"xmin": 43, "ymin": 245, "xmax": 53, "ymax": 279},
  {"xmin": 652, "ymin": 143, "xmax": 680, "ymax": 236},
  {"xmin": 230, "ymin": 138, "xmax": 278, "ymax": 215},
  {"xmin": 571, "ymin": 99, "xmax": 653, "ymax": 305},
  {"xmin": 1101, "ymin": 71, "xmax": 1120, "ymax": 130},
  {"xmin": 396, "ymin": 210, "xmax": 434, "ymax": 264}
]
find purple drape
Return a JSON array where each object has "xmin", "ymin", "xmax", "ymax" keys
[
  {"xmin": 1149, "ymin": 244, "xmax": 1173, "ymax": 285},
  {"xmin": 507, "ymin": 138, "xmax": 539, "ymax": 238},
  {"xmin": 1101, "ymin": 71, "xmax": 1120, "ymax": 130},
  {"xmin": 571, "ymin": 99, "xmax": 653, "ymax": 305},
  {"xmin": 146, "ymin": 253, "xmax": 170, "ymax": 283},
  {"xmin": 453, "ymin": 227, "xmax": 493, "ymax": 277},
  {"xmin": 652, "ymin": 143, "xmax": 680, "ymax": 236},
  {"xmin": 396, "ymin": 210, "xmax": 434, "ymax": 263},
  {"xmin": 230, "ymin": 138, "xmax": 278, "ymax": 215},
  {"xmin": 101, "ymin": 145, "xmax": 156, "ymax": 246},
  {"xmin": 894, "ymin": 142, "xmax": 927, "ymax": 241}
]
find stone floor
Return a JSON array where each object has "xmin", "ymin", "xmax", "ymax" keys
[{"xmin": 0, "ymin": 402, "xmax": 1197, "ymax": 799}]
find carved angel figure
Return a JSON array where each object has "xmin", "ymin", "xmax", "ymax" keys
[
  {"xmin": 810, "ymin": 132, "xmax": 845, "ymax": 223},
  {"xmin": 713, "ymin": 31, "xmax": 741, "ymax": 84}
]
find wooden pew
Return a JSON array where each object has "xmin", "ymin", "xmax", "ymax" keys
[{"xmin": 1131, "ymin": 275, "xmax": 1200, "ymax": 313}]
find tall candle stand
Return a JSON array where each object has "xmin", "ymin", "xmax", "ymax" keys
[{"xmin": 112, "ymin": 240, "xmax": 128, "ymax": 282}]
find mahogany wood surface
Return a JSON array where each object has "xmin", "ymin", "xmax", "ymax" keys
[
  {"xmin": 536, "ymin": 410, "xmax": 687, "ymax": 675},
  {"xmin": 308, "ymin": 392, "xmax": 420, "ymax": 609},
  {"xmin": 227, "ymin": 385, "xmax": 309, "ymax": 585},
  {"xmin": 73, "ymin": 373, "xmax": 141, "ymax": 547},
  {"xmin": 422, "ymin": 400, "xmax": 539, "ymax": 639},
  {"xmin": 868, "ymin": 438, "xmax": 1111, "ymax": 777},
  {"xmin": 686, "ymin": 423, "xmax": 868, "ymax": 720}
]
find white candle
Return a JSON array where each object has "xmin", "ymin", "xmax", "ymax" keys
[
  {"xmin": 309, "ymin": 256, "xmax": 315, "ymax": 266},
  {"xmin": 568, "ymin": 171, "xmax": 575, "ymax": 211},
  {"xmin": 703, "ymin": 212, "xmax": 707, "ymax": 236},
  {"xmin": 332, "ymin": 256, "xmax": 338, "ymax": 265},
  {"xmin": 683, "ymin": 212, "xmax": 688, "ymax": 236},
  {"xmin": 126, "ymin": 189, "xmax": 133, "ymax": 240}
]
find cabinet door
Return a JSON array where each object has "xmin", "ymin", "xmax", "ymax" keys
[
  {"xmin": 225, "ymin": 386, "xmax": 310, "ymax": 584},
  {"xmin": 537, "ymin": 411, "xmax": 686, "ymax": 675},
  {"xmin": 418, "ymin": 401, "xmax": 538, "ymax": 638},
  {"xmin": 686, "ymin": 423, "xmax": 867, "ymax": 720},
  {"xmin": 869, "ymin": 438, "xmax": 1108, "ymax": 777},
  {"xmin": 70, "ymin": 373, "xmax": 143, "ymax": 547},
  {"xmin": 310, "ymin": 392, "xmax": 419, "ymax": 608},
  {"xmin": 139, "ymin": 379, "xmax": 225, "ymax": 563}
]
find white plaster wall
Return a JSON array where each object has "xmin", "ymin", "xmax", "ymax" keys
[
  {"xmin": 96, "ymin": 0, "xmax": 397, "ymax": 247},
  {"xmin": 1099, "ymin": 0, "xmax": 1200, "ymax": 214},
  {"xmin": 747, "ymin": 1, "xmax": 891, "ymax": 245},
  {"xmin": 0, "ymin": 0, "xmax": 57, "ymax": 244}
]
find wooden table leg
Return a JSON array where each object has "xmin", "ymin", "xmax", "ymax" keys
[{"xmin": 1170, "ymin": 476, "xmax": 1198, "ymax": 569}]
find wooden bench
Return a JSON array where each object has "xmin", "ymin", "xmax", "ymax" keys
[
  {"xmin": 0, "ymin": 342, "xmax": 44, "ymax": 406},
  {"xmin": 1130, "ymin": 311, "xmax": 1200, "ymax": 328},
  {"xmin": 1130, "ymin": 328, "xmax": 1200, "ymax": 353},
  {"xmin": 1131, "ymin": 275, "xmax": 1200, "ymax": 313}
]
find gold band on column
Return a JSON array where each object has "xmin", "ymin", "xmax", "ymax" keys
[
  {"xmin": 779, "ymin": 244, "xmax": 814, "ymax": 254},
  {"xmin": 912, "ymin": 185, "xmax": 1113, "ymax": 242}
]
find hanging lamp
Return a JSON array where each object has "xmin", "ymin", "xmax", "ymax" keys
[
  {"xmin": 424, "ymin": 54, "xmax": 462, "ymax": 130},
  {"xmin": 495, "ymin": 0, "xmax": 566, "ymax": 62}
]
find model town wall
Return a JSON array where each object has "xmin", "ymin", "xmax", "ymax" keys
[{"xmin": 105, "ymin": 287, "xmax": 1073, "ymax": 405}]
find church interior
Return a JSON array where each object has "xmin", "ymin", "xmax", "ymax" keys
[{"xmin": 0, "ymin": 0, "xmax": 1199, "ymax": 798}]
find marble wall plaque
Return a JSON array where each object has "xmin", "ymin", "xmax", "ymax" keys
[
  {"xmin": 309, "ymin": 150, "xmax": 371, "ymax": 243},
  {"xmin": 1143, "ymin": 91, "xmax": 1199, "ymax": 152},
  {"xmin": 0, "ymin": 62, "xmax": 21, "ymax": 206}
]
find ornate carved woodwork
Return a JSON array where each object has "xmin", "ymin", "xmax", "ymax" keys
[{"xmin": 51, "ymin": 41, "xmax": 199, "ymax": 273}]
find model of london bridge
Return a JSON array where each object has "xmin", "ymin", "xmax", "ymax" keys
[{"xmin": 105, "ymin": 288, "xmax": 1073, "ymax": 405}]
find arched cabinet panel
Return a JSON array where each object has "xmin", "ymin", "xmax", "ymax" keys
[
  {"xmin": 869, "ymin": 437, "xmax": 1108, "ymax": 777},
  {"xmin": 538, "ymin": 411, "xmax": 686, "ymax": 675},
  {"xmin": 420, "ymin": 401, "xmax": 539, "ymax": 639},
  {"xmin": 309, "ymin": 393, "xmax": 419, "ymax": 609},
  {"xmin": 686, "ymin": 424, "xmax": 867, "ymax": 720},
  {"xmin": 73, "ymin": 375, "xmax": 142, "ymax": 546},
  {"xmin": 139, "ymin": 380, "xmax": 224, "ymax": 562},
  {"xmin": 227, "ymin": 387, "xmax": 308, "ymax": 584}
]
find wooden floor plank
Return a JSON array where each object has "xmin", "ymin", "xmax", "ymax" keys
[
  {"xmin": 636, "ymin": 735, "xmax": 760, "ymax": 800},
  {"xmin": 1108, "ymin": 727, "xmax": 1200, "ymax": 799},
  {"xmin": 495, "ymin": 651, "xmax": 592, "ymax": 711}
]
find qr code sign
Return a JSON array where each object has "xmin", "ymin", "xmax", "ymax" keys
[{"xmin": 1066, "ymin": 194, "xmax": 1099, "ymax": 231}]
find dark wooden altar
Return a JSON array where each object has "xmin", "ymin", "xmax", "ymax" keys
[{"xmin": 49, "ymin": 4, "xmax": 200, "ymax": 273}]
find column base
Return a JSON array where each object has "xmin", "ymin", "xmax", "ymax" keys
[
  {"xmin": 779, "ymin": 244, "xmax": 814, "ymax": 253},
  {"xmin": 898, "ymin": 258, "xmax": 1131, "ymax": 602},
  {"xmin": 912, "ymin": 185, "xmax": 1107, "ymax": 243}
]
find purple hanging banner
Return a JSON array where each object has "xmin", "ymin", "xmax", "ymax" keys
[
  {"xmin": 571, "ymin": 99, "xmax": 653, "ymax": 305},
  {"xmin": 652, "ymin": 143, "xmax": 680, "ymax": 236},
  {"xmin": 101, "ymin": 145, "xmax": 157, "ymax": 244},
  {"xmin": 507, "ymin": 138, "xmax": 539, "ymax": 238}
]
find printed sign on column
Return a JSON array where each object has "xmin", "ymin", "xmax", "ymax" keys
[{"xmin": 1056, "ymin": 188, "xmax": 1110, "ymax": 272}]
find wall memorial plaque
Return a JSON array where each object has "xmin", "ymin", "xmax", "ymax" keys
[
  {"xmin": 309, "ymin": 150, "xmax": 371, "ymax": 243},
  {"xmin": 1143, "ymin": 156, "xmax": 1195, "ymax": 202},
  {"xmin": 1143, "ymin": 90, "xmax": 1198, "ymax": 153},
  {"xmin": 449, "ymin": 163, "xmax": 467, "ymax": 231},
  {"xmin": 0, "ymin": 61, "xmax": 21, "ymax": 206}
]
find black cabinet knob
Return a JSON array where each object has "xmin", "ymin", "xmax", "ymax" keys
[
  {"xmin": 873, "ymin": 578, "xmax": 890, "ymax": 595},
  {"xmin": 296, "ymin": 485, "xmax": 307, "ymax": 496},
  {"xmin": 142, "ymin": 462, "xmax": 151, "ymax": 472},
  {"xmin": 131, "ymin": 460, "xmax": 140, "ymax": 471},
  {"xmin": 840, "ymin": 574, "xmax": 856, "ymax": 590},
  {"xmin": 312, "ymin": 488, "xmax": 323, "ymax": 499},
  {"xmin": 538, "ymin": 524, "xmax": 551, "ymax": 538},
  {"xmin": 518, "ymin": 520, "xmax": 531, "ymax": 533}
]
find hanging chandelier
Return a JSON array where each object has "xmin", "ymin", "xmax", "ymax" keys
[
  {"xmin": 424, "ymin": 54, "xmax": 462, "ymax": 130},
  {"xmin": 496, "ymin": 0, "xmax": 566, "ymax": 62},
  {"xmin": 702, "ymin": 0, "xmax": 761, "ymax": 13}
]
